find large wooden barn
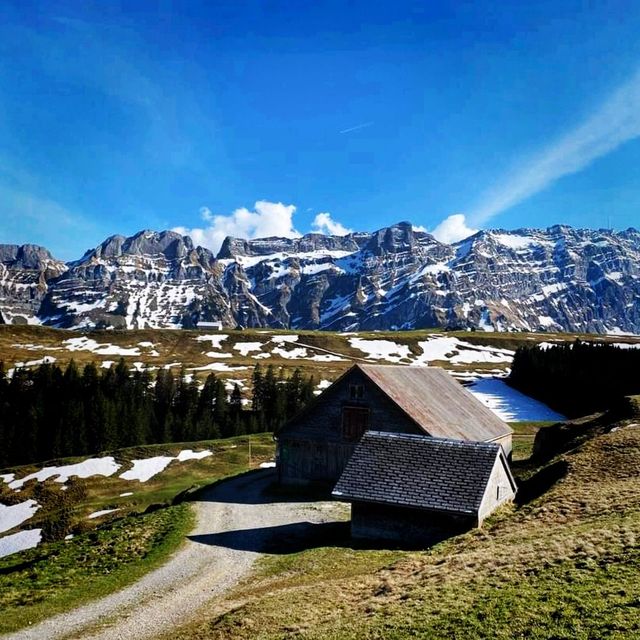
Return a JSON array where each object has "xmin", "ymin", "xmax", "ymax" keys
[
  {"xmin": 276, "ymin": 363, "xmax": 513, "ymax": 486},
  {"xmin": 332, "ymin": 431, "xmax": 517, "ymax": 543}
]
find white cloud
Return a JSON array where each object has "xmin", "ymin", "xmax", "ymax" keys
[
  {"xmin": 199, "ymin": 206, "xmax": 213, "ymax": 222},
  {"xmin": 430, "ymin": 214, "xmax": 478, "ymax": 244},
  {"xmin": 471, "ymin": 66, "xmax": 640, "ymax": 225},
  {"xmin": 412, "ymin": 224, "xmax": 427, "ymax": 232},
  {"xmin": 173, "ymin": 201, "xmax": 300, "ymax": 253},
  {"xmin": 311, "ymin": 212, "xmax": 352, "ymax": 236}
]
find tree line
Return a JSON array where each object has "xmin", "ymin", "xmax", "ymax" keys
[
  {"xmin": 508, "ymin": 340, "xmax": 640, "ymax": 417},
  {"xmin": 0, "ymin": 360, "xmax": 316, "ymax": 468}
]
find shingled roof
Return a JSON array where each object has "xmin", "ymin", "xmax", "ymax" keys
[
  {"xmin": 332, "ymin": 431, "xmax": 513, "ymax": 515},
  {"xmin": 356, "ymin": 364, "xmax": 511, "ymax": 442}
]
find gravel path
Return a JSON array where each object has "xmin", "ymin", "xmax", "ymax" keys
[{"xmin": 5, "ymin": 469, "xmax": 343, "ymax": 640}]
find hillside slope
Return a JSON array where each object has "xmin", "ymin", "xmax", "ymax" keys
[{"xmin": 166, "ymin": 419, "xmax": 640, "ymax": 640}]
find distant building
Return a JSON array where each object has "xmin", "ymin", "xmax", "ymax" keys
[
  {"xmin": 196, "ymin": 320, "xmax": 224, "ymax": 330},
  {"xmin": 276, "ymin": 364, "xmax": 512, "ymax": 486},
  {"xmin": 332, "ymin": 431, "xmax": 517, "ymax": 543}
]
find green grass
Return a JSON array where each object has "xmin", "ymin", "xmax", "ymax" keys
[
  {"xmin": 0, "ymin": 434, "xmax": 275, "ymax": 539},
  {"xmin": 164, "ymin": 418, "xmax": 640, "ymax": 640},
  {"xmin": 0, "ymin": 503, "xmax": 194, "ymax": 634},
  {"xmin": 3, "ymin": 325, "xmax": 639, "ymax": 399},
  {"xmin": 0, "ymin": 434, "xmax": 276, "ymax": 633},
  {"xmin": 509, "ymin": 421, "xmax": 558, "ymax": 461}
]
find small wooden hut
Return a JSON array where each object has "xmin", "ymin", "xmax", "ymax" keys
[
  {"xmin": 332, "ymin": 431, "xmax": 517, "ymax": 543},
  {"xmin": 276, "ymin": 364, "xmax": 512, "ymax": 486}
]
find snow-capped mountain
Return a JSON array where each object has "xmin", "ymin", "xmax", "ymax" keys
[{"xmin": 1, "ymin": 222, "xmax": 639, "ymax": 334}]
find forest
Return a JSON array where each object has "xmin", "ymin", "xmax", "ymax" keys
[
  {"xmin": 508, "ymin": 340, "xmax": 640, "ymax": 417},
  {"xmin": 0, "ymin": 360, "xmax": 316, "ymax": 468}
]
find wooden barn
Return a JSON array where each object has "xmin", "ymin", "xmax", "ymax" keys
[
  {"xmin": 276, "ymin": 363, "xmax": 512, "ymax": 486},
  {"xmin": 332, "ymin": 431, "xmax": 517, "ymax": 543}
]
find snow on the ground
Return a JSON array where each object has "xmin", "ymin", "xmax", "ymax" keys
[
  {"xmin": 270, "ymin": 335, "xmax": 299, "ymax": 344},
  {"xmin": 138, "ymin": 341, "xmax": 155, "ymax": 348},
  {"xmin": 349, "ymin": 338, "xmax": 412, "ymax": 363},
  {"xmin": 63, "ymin": 337, "xmax": 141, "ymax": 356},
  {"xmin": 0, "ymin": 499, "xmax": 40, "ymax": 533},
  {"xmin": 493, "ymin": 233, "xmax": 539, "ymax": 249},
  {"xmin": 119, "ymin": 492, "xmax": 133, "ymax": 497},
  {"xmin": 412, "ymin": 337, "xmax": 513, "ymax": 366},
  {"xmin": 272, "ymin": 346, "xmax": 309, "ymax": 359},
  {"xmin": 204, "ymin": 351, "xmax": 233, "ymax": 358},
  {"xmin": 87, "ymin": 508, "xmax": 120, "ymax": 519},
  {"xmin": 9, "ymin": 457, "xmax": 121, "ymax": 490},
  {"xmin": 259, "ymin": 461, "xmax": 276, "ymax": 468},
  {"xmin": 612, "ymin": 342, "xmax": 640, "ymax": 350},
  {"xmin": 119, "ymin": 457, "xmax": 175, "ymax": 483},
  {"xmin": 233, "ymin": 342, "xmax": 264, "ymax": 356},
  {"xmin": 307, "ymin": 353, "xmax": 347, "ymax": 362},
  {"xmin": 252, "ymin": 352, "xmax": 271, "ymax": 359},
  {"xmin": 176, "ymin": 449, "xmax": 212, "ymax": 461},
  {"xmin": 195, "ymin": 334, "xmax": 229, "ymax": 349},
  {"xmin": 467, "ymin": 378, "xmax": 566, "ymax": 422},
  {"xmin": 101, "ymin": 360, "xmax": 115, "ymax": 368},
  {"xmin": 190, "ymin": 363, "xmax": 248, "ymax": 372},
  {"xmin": 0, "ymin": 473, "xmax": 15, "ymax": 484},
  {"xmin": 0, "ymin": 528, "xmax": 42, "ymax": 558},
  {"xmin": 315, "ymin": 379, "xmax": 332, "ymax": 395},
  {"xmin": 12, "ymin": 356, "xmax": 57, "ymax": 369}
]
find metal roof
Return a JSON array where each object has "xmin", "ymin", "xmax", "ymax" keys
[
  {"xmin": 332, "ymin": 431, "xmax": 505, "ymax": 515},
  {"xmin": 356, "ymin": 364, "xmax": 512, "ymax": 442}
]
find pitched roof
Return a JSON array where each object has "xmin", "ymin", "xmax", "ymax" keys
[
  {"xmin": 356, "ymin": 364, "xmax": 511, "ymax": 442},
  {"xmin": 332, "ymin": 431, "xmax": 508, "ymax": 515}
]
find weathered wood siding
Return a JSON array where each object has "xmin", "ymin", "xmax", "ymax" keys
[
  {"xmin": 278, "ymin": 368, "xmax": 424, "ymax": 484},
  {"xmin": 350, "ymin": 502, "xmax": 473, "ymax": 544},
  {"xmin": 277, "ymin": 366, "xmax": 513, "ymax": 485}
]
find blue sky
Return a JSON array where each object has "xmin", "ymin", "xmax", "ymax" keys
[{"xmin": 1, "ymin": 1, "xmax": 640, "ymax": 259}]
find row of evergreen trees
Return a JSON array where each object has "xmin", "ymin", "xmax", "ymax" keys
[
  {"xmin": 0, "ymin": 360, "xmax": 316, "ymax": 468},
  {"xmin": 508, "ymin": 340, "xmax": 640, "ymax": 417}
]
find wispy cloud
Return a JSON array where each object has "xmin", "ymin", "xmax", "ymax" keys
[
  {"xmin": 339, "ymin": 121, "xmax": 374, "ymax": 134},
  {"xmin": 470, "ymin": 66, "xmax": 640, "ymax": 225}
]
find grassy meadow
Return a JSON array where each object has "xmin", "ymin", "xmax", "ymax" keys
[
  {"xmin": 163, "ymin": 415, "xmax": 640, "ymax": 640},
  {"xmin": 0, "ymin": 433, "xmax": 275, "ymax": 633}
]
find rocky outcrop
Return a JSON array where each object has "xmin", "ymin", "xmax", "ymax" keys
[
  {"xmin": 1, "ymin": 223, "xmax": 639, "ymax": 333},
  {"xmin": 0, "ymin": 244, "xmax": 66, "ymax": 324}
]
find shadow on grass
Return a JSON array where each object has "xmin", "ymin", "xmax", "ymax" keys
[
  {"xmin": 189, "ymin": 519, "xmax": 454, "ymax": 554},
  {"xmin": 191, "ymin": 468, "xmax": 335, "ymax": 506},
  {"xmin": 189, "ymin": 520, "xmax": 350, "ymax": 554}
]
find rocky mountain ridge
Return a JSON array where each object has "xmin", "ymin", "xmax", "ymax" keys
[{"xmin": 1, "ymin": 222, "xmax": 638, "ymax": 334}]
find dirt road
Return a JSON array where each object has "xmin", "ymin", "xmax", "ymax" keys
[{"xmin": 5, "ymin": 469, "xmax": 343, "ymax": 640}]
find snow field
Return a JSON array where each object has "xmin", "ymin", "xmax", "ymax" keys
[
  {"xmin": 0, "ymin": 499, "xmax": 40, "ymax": 533},
  {"xmin": 0, "ymin": 529, "xmax": 42, "ymax": 559},
  {"xmin": 467, "ymin": 377, "xmax": 566, "ymax": 422},
  {"xmin": 195, "ymin": 334, "xmax": 229, "ymax": 349},
  {"xmin": 87, "ymin": 508, "xmax": 120, "ymax": 519},
  {"xmin": 348, "ymin": 338, "xmax": 412, "ymax": 363},
  {"xmin": 233, "ymin": 342, "xmax": 264, "ymax": 356},
  {"xmin": 8, "ymin": 457, "xmax": 121, "ymax": 490}
]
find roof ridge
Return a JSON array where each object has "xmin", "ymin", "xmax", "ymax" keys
[{"xmin": 364, "ymin": 430, "xmax": 500, "ymax": 449}]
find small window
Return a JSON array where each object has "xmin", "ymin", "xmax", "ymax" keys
[
  {"xmin": 342, "ymin": 406, "xmax": 369, "ymax": 441},
  {"xmin": 349, "ymin": 384, "xmax": 364, "ymax": 400}
]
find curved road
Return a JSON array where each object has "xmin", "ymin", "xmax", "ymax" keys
[{"xmin": 5, "ymin": 470, "xmax": 343, "ymax": 640}]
